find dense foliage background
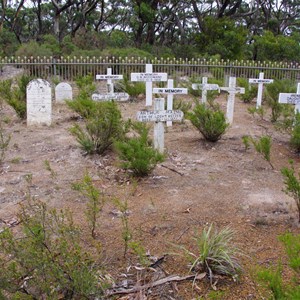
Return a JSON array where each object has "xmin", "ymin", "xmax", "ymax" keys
[{"xmin": 1, "ymin": 0, "xmax": 300, "ymax": 61}]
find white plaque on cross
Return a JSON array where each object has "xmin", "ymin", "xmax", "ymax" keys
[
  {"xmin": 131, "ymin": 64, "xmax": 168, "ymax": 106},
  {"xmin": 96, "ymin": 68, "xmax": 123, "ymax": 94},
  {"xmin": 153, "ymin": 79, "xmax": 187, "ymax": 126},
  {"xmin": 249, "ymin": 72, "xmax": 273, "ymax": 108},
  {"xmin": 278, "ymin": 83, "xmax": 300, "ymax": 113},
  {"xmin": 220, "ymin": 77, "xmax": 245, "ymax": 124},
  {"xmin": 92, "ymin": 92, "xmax": 129, "ymax": 102},
  {"xmin": 192, "ymin": 77, "xmax": 220, "ymax": 104},
  {"xmin": 136, "ymin": 98, "xmax": 183, "ymax": 153}
]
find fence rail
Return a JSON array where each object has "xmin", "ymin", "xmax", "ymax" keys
[{"xmin": 1, "ymin": 56, "xmax": 300, "ymax": 83}]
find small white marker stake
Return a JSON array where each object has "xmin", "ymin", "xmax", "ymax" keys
[
  {"xmin": 154, "ymin": 98, "xmax": 165, "ymax": 153},
  {"xmin": 192, "ymin": 77, "xmax": 220, "ymax": 104},
  {"xmin": 96, "ymin": 68, "xmax": 123, "ymax": 94},
  {"xmin": 249, "ymin": 72, "xmax": 273, "ymax": 108}
]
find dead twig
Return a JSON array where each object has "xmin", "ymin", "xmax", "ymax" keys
[
  {"xmin": 106, "ymin": 273, "xmax": 206, "ymax": 296},
  {"xmin": 161, "ymin": 164, "xmax": 184, "ymax": 176}
]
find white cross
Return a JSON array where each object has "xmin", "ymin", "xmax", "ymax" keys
[
  {"xmin": 136, "ymin": 98, "xmax": 184, "ymax": 153},
  {"xmin": 279, "ymin": 83, "xmax": 300, "ymax": 113},
  {"xmin": 249, "ymin": 72, "xmax": 273, "ymax": 108},
  {"xmin": 96, "ymin": 68, "xmax": 123, "ymax": 95},
  {"xmin": 153, "ymin": 79, "xmax": 188, "ymax": 126},
  {"xmin": 192, "ymin": 77, "xmax": 219, "ymax": 104},
  {"xmin": 219, "ymin": 77, "xmax": 245, "ymax": 124},
  {"xmin": 131, "ymin": 64, "xmax": 168, "ymax": 106}
]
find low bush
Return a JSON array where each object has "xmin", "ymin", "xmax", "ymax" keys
[
  {"xmin": 114, "ymin": 122, "xmax": 164, "ymax": 177},
  {"xmin": 70, "ymin": 101, "xmax": 125, "ymax": 155},
  {"xmin": 251, "ymin": 135, "xmax": 273, "ymax": 168},
  {"xmin": 237, "ymin": 77, "xmax": 258, "ymax": 103},
  {"xmin": 187, "ymin": 103, "xmax": 228, "ymax": 142},
  {"xmin": 117, "ymin": 75, "xmax": 145, "ymax": 99}
]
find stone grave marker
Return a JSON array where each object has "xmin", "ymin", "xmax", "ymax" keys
[
  {"xmin": 153, "ymin": 79, "xmax": 187, "ymax": 126},
  {"xmin": 26, "ymin": 79, "xmax": 52, "ymax": 126},
  {"xmin": 279, "ymin": 83, "xmax": 300, "ymax": 113},
  {"xmin": 219, "ymin": 77, "xmax": 245, "ymax": 124},
  {"xmin": 131, "ymin": 64, "xmax": 168, "ymax": 106},
  {"xmin": 249, "ymin": 72, "xmax": 273, "ymax": 108},
  {"xmin": 192, "ymin": 77, "xmax": 219, "ymax": 103},
  {"xmin": 55, "ymin": 82, "xmax": 72, "ymax": 102},
  {"xmin": 136, "ymin": 98, "xmax": 184, "ymax": 153},
  {"xmin": 96, "ymin": 68, "xmax": 123, "ymax": 95}
]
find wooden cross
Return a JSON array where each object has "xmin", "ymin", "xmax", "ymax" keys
[
  {"xmin": 249, "ymin": 72, "xmax": 273, "ymax": 108},
  {"xmin": 136, "ymin": 98, "xmax": 184, "ymax": 153},
  {"xmin": 219, "ymin": 77, "xmax": 245, "ymax": 124},
  {"xmin": 192, "ymin": 77, "xmax": 219, "ymax": 104},
  {"xmin": 279, "ymin": 83, "xmax": 300, "ymax": 113},
  {"xmin": 131, "ymin": 64, "xmax": 168, "ymax": 106},
  {"xmin": 153, "ymin": 79, "xmax": 188, "ymax": 126}
]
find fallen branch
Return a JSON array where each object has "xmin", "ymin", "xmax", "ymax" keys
[
  {"xmin": 161, "ymin": 164, "xmax": 184, "ymax": 176},
  {"xmin": 106, "ymin": 273, "xmax": 206, "ymax": 296}
]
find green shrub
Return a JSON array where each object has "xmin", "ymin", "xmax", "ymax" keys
[
  {"xmin": 290, "ymin": 112, "xmax": 300, "ymax": 152},
  {"xmin": 187, "ymin": 103, "xmax": 229, "ymax": 142},
  {"xmin": 251, "ymin": 135, "xmax": 273, "ymax": 168},
  {"xmin": 281, "ymin": 161, "xmax": 300, "ymax": 222},
  {"xmin": 177, "ymin": 224, "xmax": 241, "ymax": 282},
  {"xmin": 256, "ymin": 232, "xmax": 300, "ymax": 299},
  {"xmin": 265, "ymin": 80, "xmax": 295, "ymax": 122},
  {"xmin": 117, "ymin": 75, "xmax": 145, "ymax": 98},
  {"xmin": 0, "ymin": 199, "xmax": 108, "ymax": 299},
  {"xmin": 238, "ymin": 77, "xmax": 258, "ymax": 103},
  {"xmin": 173, "ymin": 99, "xmax": 192, "ymax": 117},
  {"xmin": 114, "ymin": 122, "xmax": 164, "ymax": 177},
  {"xmin": 15, "ymin": 41, "xmax": 53, "ymax": 57},
  {"xmin": 70, "ymin": 101, "xmax": 124, "ymax": 155}
]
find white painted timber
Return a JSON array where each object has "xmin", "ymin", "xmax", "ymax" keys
[
  {"xmin": 136, "ymin": 110, "xmax": 184, "ymax": 122},
  {"xmin": 96, "ymin": 68, "xmax": 123, "ymax": 95},
  {"xmin": 192, "ymin": 78, "xmax": 220, "ymax": 104},
  {"xmin": 249, "ymin": 72, "xmax": 274, "ymax": 108},
  {"xmin": 27, "ymin": 79, "xmax": 52, "ymax": 126},
  {"xmin": 92, "ymin": 93, "xmax": 129, "ymax": 101},
  {"xmin": 154, "ymin": 98, "xmax": 165, "ymax": 153},
  {"xmin": 55, "ymin": 82, "xmax": 72, "ymax": 102},
  {"xmin": 279, "ymin": 83, "xmax": 300, "ymax": 113}
]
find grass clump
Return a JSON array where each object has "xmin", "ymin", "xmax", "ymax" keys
[
  {"xmin": 117, "ymin": 75, "xmax": 145, "ymax": 99},
  {"xmin": 281, "ymin": 160, "xmax": 300, "ymax": 222},
  {"xmin": 251, "ymin": 135, "xmax": 273, "ymax": 168},
  {"xmin": 238, "ymin": 77, "xmax": 258, "ymax": 103},
  {"xmin": 115, "ymin": 122, "xmax": 164, "ymax": 177},
  {"xmin": 177, "ymin": 224, "xmax": 241, "ymax": 282},
  {"xmin": 187, "ymin": 103, "xmax": 229, "ymax": 142}
]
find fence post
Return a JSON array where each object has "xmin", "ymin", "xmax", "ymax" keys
[{"xmin": 52, "ymin": 57, "xmax": 57, "ymax": 77}]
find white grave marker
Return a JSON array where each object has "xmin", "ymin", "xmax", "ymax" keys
[
  {"xmin": 131, "ymin": 64, "xmax": 168, "ymax": 106},
  {"xmin": 136, "ymin": 98, "xmax": 183, "ymax": 153},
  {"xmin": 249, "ymin": 72, "xmax": 273, "ymax": 108},
  {"xmin": 91, "ymin": 93, "xmax": 129, "ymax": 102},
  {"xmin": 153, "ymin": 79, "xmax": 187, "ymax": 126},
  {"xmin": 279, "ymin": 83, "xmax": 300, "ymax": 113},
  {"xmin": 55, "ymin": 82, "xmax": 72, "ymax": 102},
  {"xmin": 27, "ymin": 79, "xmax": 52, "ymax": 126},
  {"xmin": 192, "ymin": 77, "xmax": 220, "ymax": 104},
  {"xmin": 96, "ymin": 68, "xmax": 123, "ymax": 94},
  {"xmin": 220, "ymin": 77, "xmax": 245, "ymax": 124}
]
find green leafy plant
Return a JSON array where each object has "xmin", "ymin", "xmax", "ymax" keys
[
  {"xmin": 72, "ymin": 172, "xmax": 105, "ymax": 238},
  {"xmin": 256, "ymin": 232, "xmax": 300, "ymax": 299},
  {"xmin": 251, "ymin": 135, "xmax": 273, "ymax": 169},
  {"xmin": 128, "ymin": 241, "xmax": 150, "ymax": 266},
  {"xmin": 44, "ymin": 159, "xmax": 57, "ymax": 179},
  {"xmin": 187, "ymin": 103, "xmax": 229, "ymax": 142},
  {"xmin": 117, "ymin": 75, "xmax": 145, "ymax": 98},
  {"xmin": 237, "ymin": 77, "xmax": 258, "ymax": 103},
  {"xmin": 177, "ymin": 224, "xmax": 241, "ymax": 283},
  {"xmin": 242, "ymin": 135, "xmax": 251, "ymax": 151},
  {"xmin": 114, "ymin": 122, "xmax": 164, "ymax": 177},
  {"xmin": 0, "ymin": 198, "xmax": 109, "ymax": 299},
  {"xmin": 70, "ymin": 101, "xmax": 124, "ymax": 155},
  {"xmin": 0, "ymin": 121, "xmax": 11, "ymax": 167},
  {"xmin": 173, "ymin": 99, "xmax": 192, "ymax": 117},
  {"xmin": 281, "ymin": 161, "xmax": 300, "ymax": 222},
  {"xmin": 247, "ymin": 106, "xmax": 265, "ymax": 120}
]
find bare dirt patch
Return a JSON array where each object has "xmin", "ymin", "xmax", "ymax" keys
[{"xmin": 0, "ymin": 94, "xmax": 299, "ymax": 299}]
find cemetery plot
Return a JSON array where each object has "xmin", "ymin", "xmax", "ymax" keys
[
  {"xmin": 192, "ymin": 77, "xmax": 220, "ymax": 103},
  {"xmin": 131, "ymin": 64, "xmax": 168, "ymax": 106},
  {"xmin": 55, "ymin": 82, "xmax": 72, "ymax": 102},
  {"xmin": 26, "ymin": 79, "xmax": 52, "ymax": 126},
  {"xmin": 249, "ymin": 72, "xmax": 273, "ymax": 108}
]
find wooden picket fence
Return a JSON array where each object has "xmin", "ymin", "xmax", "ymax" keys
[{"xmin": 1, "ymin": 56, "xmax": 300, "ymax": 82}]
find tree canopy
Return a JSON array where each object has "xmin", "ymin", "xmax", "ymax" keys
[{"xmin": 1, "ymin": 0, "xmax": 300, "ymax": 61}]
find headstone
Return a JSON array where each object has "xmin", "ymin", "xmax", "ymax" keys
[
  {"xmin": 131, "ymin": 64, "xmax": 168, "ymax": 106},
  {"xmin": 136, "ymin": 98, "xmax": 184, "ymax": 153},
  {"xmin": 249, "ymin": 72, "xmax": 273, "ymax": 108},
  {"xmin": 96, "ymin": 68, "xmax": 123, "ymax": 95},
  {"xmin": 26, "ymin": 79, "xmax": 52, "ymax": 126},
  {"xmin": 192, "ymin": 77, "xmax": 219, "ymax": 104},
  {"xmin": 92, "ymin": 92, "xmax": 129, "ymax": 102},
  {"xmin": 55, "ymin": 82, "xmax": 72, "ymax": 102},
  {"xmin": 153, "ymin": 79, "xmax": 188, "ymax": 126},
  {"xmin": 220, "ymin": 77, "xmax": 245, "ymax": 124},
  {"xmin": 279, "ymin": 83, "xmax": 300, "ymax": 113}
]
